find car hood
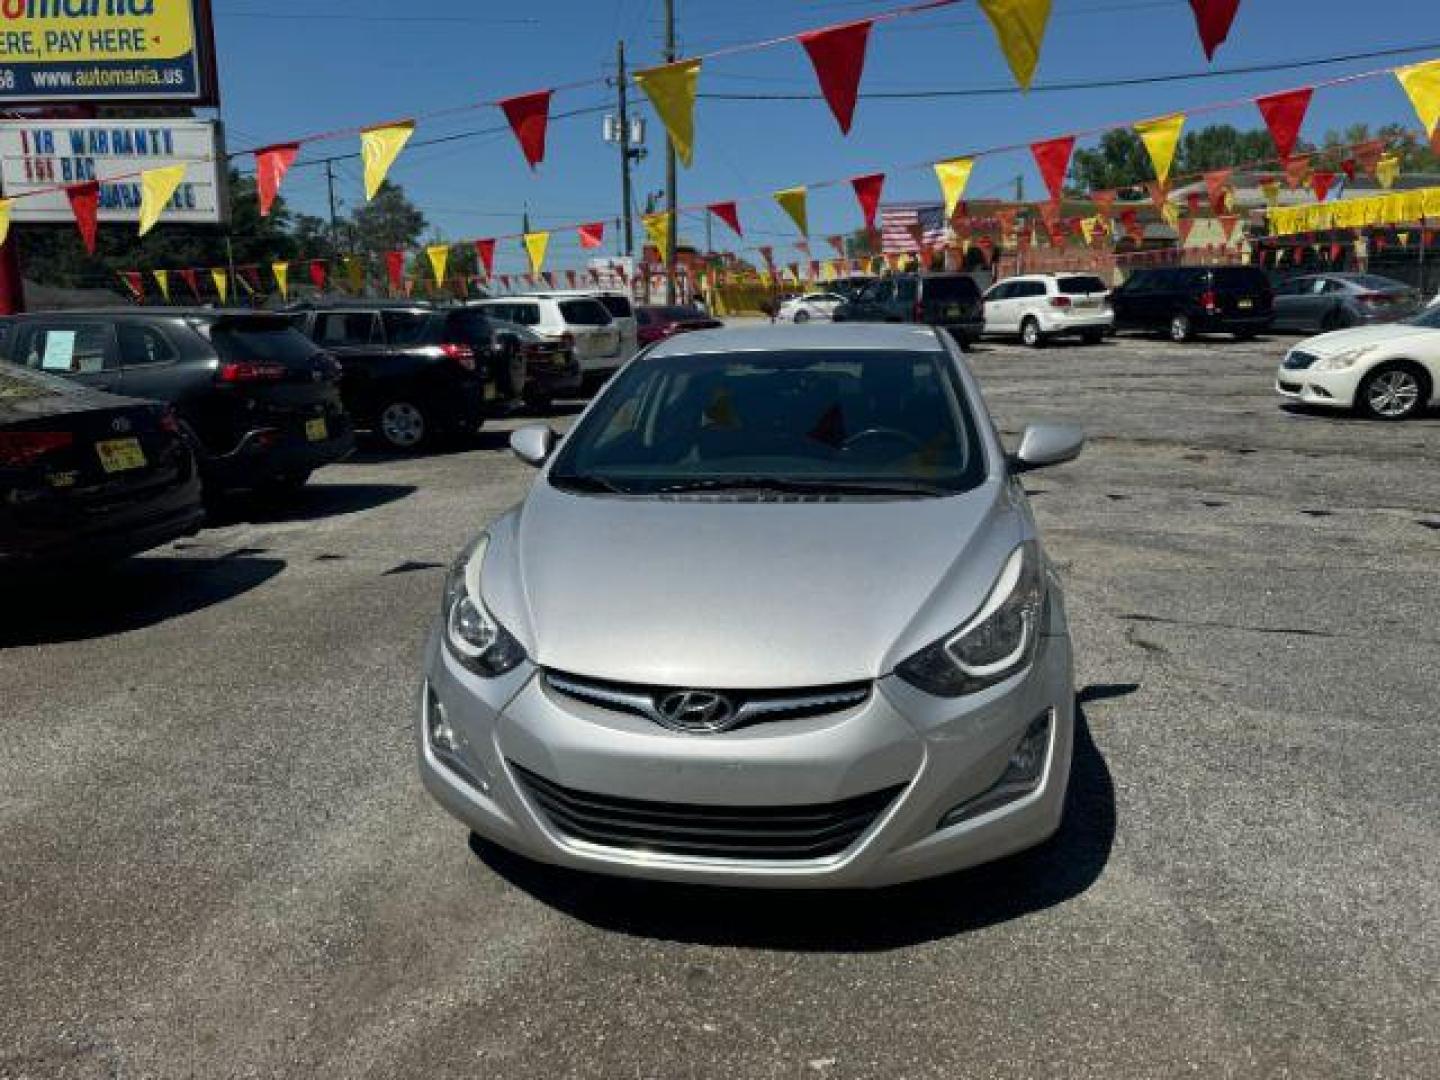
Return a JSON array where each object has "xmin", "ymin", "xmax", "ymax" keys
[
  {"xmin": 1296, "ymin": 323, "xmax": 1437, "ymax": 356},
  {"xmin": 481, "ymin": 478, "xmax": 1026, "ymax": 689}
]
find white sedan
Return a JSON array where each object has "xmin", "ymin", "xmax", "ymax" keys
[
  {"xmin": 1276, "ymin": 306, "xmax": 1440, "ymax": 420},
  {"xmin": 777, "ymin": 292, "xmax": 846, "ymax": 324}
]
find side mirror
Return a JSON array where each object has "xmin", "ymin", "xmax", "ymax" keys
[
  {"xmin": 1011, "ymin": 423, "xmax": 1083, "ymax": 473},
  {"xmin": 510, "ymin": 424, "xmax": 556, "ymax": 467}
]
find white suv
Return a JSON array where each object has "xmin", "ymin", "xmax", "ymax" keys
[
  {"xmin": 982, "ymin": 274, "xmax": 1113, "ymax": 347},
  {"xmin": 474, "ymin": 295, "xmax": 626, "ymax": 381}
]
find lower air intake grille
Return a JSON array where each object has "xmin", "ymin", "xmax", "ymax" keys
[{"xmin": 510, "ymin": 762, "xmax": 904, "ymax": 861}]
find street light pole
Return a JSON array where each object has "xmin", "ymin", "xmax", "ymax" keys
[
  {"xmin": 663, "ymin": 0, "xmax": 678, "ymax": 304},
  {"xmin": 325, "ymin": 158, "xmax": 340, "ymax": 254},
  {"xmin": 616, "ymin": 40, "xmax": 636, "ymax": 259}
]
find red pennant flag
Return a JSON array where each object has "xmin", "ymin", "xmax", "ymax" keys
[
  {"xmin": 1031, "ymin": 136, "xmax": 1075, "ymax": 205},
  {"xmin": 498, "ymin": 274, "xmax": 511, "ymax": 290},
  {"xmin": 1255, "ymin": 87, "xmax": 1312, "ymax": 163},
  {"xmin": 255, "ymin": 142, "xmax": 299, "ymax": 217},
  {"xmin": 179, "ymin": 268, "xmax": 200, "ymax": 299},
  {"xmin": 795, "ymin": 239, "xmax": 811, "ymax": 256},
  {"xmin": 578, "ymin": 221, "xmax": 605, "ymax": 250},
  {"xmin": 1219, "ymin": 215, "xmax": 1240, "ymax": 243},
  {"xmin": 308, "ymin": 260, "xmax": 327, "ymax": 291},
  {"xmin": 499, "ymin": 90, "xmax": 552, "ymax": 169},
  {"xmin": 1189, "ymin": 0, "xmax": 1240, "ymax": 61},
  {"xmin": 1310, "ymin": 171, "xmax": 1336, "ymax": 202},
  {"xmin": 1178, "ymin": 218, "xmax": 1196, "ymax": 244},
  {"xmin": 1204, "ymin": 169, "xmax": 1232, "ymax": 214},
  {"xmin": 808, "ymin": 259, "xmax": 821, "ymax": 279},
  {"xmin": 1329, "ymin": 242, "xmax": 1343, "ymax": 262},
  {"xmin": 707, "ymin": 201, "xmax": 743, "ymax": 237},
  {"xmin": 758, "ymin": 245, "xmax": 775, "ymax": 267},
  {"xmin": 1353, "ymin": 141, "xmax": 1384, "ymax": 175},
  {"xmin": 850, "ymin": 173, "xmax": 884, "ymax": 231},
  {"xmin": 798, "ymin": 19, "xmax": 872, "ymax": 136},
  {"xmin": 385, "ymin": 250, "xmax": 405, "ymax": 291},
  {"xmin": 1186, "ymin": 192, "xmax": 1204, "ymax": 217},
  {"xmin": 1374, "ymin": 235, "xmax": 1388, "ymax": 253},
  {"xmin": 1284, "ymin": 155, "xmax": 1311, "ymax": 189},
  {"xmin": 1146, "ymin": 181, "xmax": 1170, "ymax": 212},
  {"xmin": 120, "ymin": 271, "xmax": 143, "ymax": 299},
  {"xmin": 996, "ymin": 208, "xmax": 1018, "ymax": 234},
  {"xmin": 826, "ymin": 235, "xmax": 846, "ymax": 257},
  {"xmin": 474, "ymin": 238, "xmax": 496, "ymax": 277},
  {"xmin": 566, "ymin": 269, "xmax": 578, "ymax": 287},
  {"xmin": 239, "ymin": 266, "xmax": 262, "ymax": 293},
  {"xmin": 1120, "ymin": 209, "xmax": 1143, "ymax": 243},
  {"xmin": 66, "ymin": 181, "xmax": 100, "ymax": 254}
]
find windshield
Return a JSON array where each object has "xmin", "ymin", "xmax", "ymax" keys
[
  {"xmin": 559, "ymin": 299, "xmax": 612, "ymax": 326},
  {"xmin": 547, "ymin": 348, "xmax": 987, "ymax": 497},
  {"xmin": 1406, "ymin": 305, "xmax": 1440, "ymax": 329}
]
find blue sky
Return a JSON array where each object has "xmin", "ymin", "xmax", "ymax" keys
[{"xmin": 211, "ymin": 0, "xmax": 1440, "ymax": 273}]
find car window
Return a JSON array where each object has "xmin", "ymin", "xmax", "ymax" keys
[
  {"xmin": 923, "ymin": 277, "xmax": 980, "ymax": 302},
  {"xmin": 441, "ymin": 309, "xmax": 494, "ymax": 344},
  {"xmin": 1058, "ymin": 276, "xmax": 1107, "ymax": 295},
  {"xmin": 1351, "ymin": 274, "xmax": 1405, "ymax": 292},
  {"xmin": 597, "ymin": 295, "xmax": 634, "ymax": 319},
  {"xmin": 1274, "ymin": 278, "xmax": 1306, "ymax": 296},
  {"xmin": 1019, "ymin": 282, "xmax": 1048, "ymax": 299},
  {"xmin": 559, "ymin": 299, "xmax": 613, "ymax": 326},
  {"xmin": 895, "ymin": 278, "xmax": 919, "ymax": 303},
  {"xmin": 18, "ymin": 323, "xmax": 115, "ymax": 373},
  {"xmin": 315, "ymin": 311, "xmax": 381, "ymax": 346},
  {"xmin": 548, "ymin": 347, "xmax": 987, "ymax": 496},
  {"xmin": 497, "ymin": 302, "xmax": 540, "ymax": 326},
  {"xmin": 210, "ymin": 322, "xmax": 319, "ymax": 364},
  {"xmin": 1122, "ymin": 271, "xmax": 1151, "ymax": 291},
  {"xmin": 381, "ymin": 309, "xmax": 429, "ymax": 344},
  {"xmin": 116, "ymin": 323, "xmax": 178, "ymax": 367},
  {"xmin": 984, "ymin": 284, "xmax": 1008, "ymax": 301}
]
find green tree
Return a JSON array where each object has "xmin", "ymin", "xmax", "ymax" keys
[{"xmin": 346, "ymin": 180, "xmax": 427, "ymax": 263}]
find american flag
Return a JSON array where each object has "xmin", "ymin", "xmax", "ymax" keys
[{"xmin": 879, "ymin": 203, "xmax": 947, "ymax": 254}]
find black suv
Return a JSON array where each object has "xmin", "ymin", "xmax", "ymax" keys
[
  {"xmin": 2, "ymin": 310, "xmax": 352, "ymax": 493},
  {"xmin": 285, "ymin": 301, "xmax": 520, "ymax": 451},
  {"xmin": 832, "ymin": 273, "xmax": 985, "ymax": 348},
  {"xmin": 1110, "ymin": 265, "xmax": 1274, "ymax": 341}
]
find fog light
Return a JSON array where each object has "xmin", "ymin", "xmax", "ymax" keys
[
  {"xmin": 937, "ymin": 711, "xmax": 1053, "ymax": 830},
  {"xmin": 425, "ymin": 685, "xmax": 489, "ymax": 793}
]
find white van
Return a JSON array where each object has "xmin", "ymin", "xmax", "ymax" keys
[{"xmin": 473, "ymin": 295, "xmax": 626, "ymax": 382}]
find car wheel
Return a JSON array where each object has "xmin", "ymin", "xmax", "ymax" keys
[
  {"xmin": 1021, "ymin": 317, "xmax": 1045, "ymax": 348},
  {"xmin": 1082, "ymin": 329, "xmax": 1104, "ymax": 345},
  {"xmin": 1169, "ymin": 314, "xmax": 1193, "ymax": 342},
  {"xmin": 377, "ymin": 399, "xmax": 429, "ymax": 451},
  {"xmin": 1356, "ymin": 362, "xmax": 1428, "ymax": 421},
  {"xmin": 793, "ymin": 309, "xmax": 810, "ymax": 324}
]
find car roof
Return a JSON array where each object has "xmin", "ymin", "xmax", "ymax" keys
[{"xmin": 648, "ymin": 323, "xmax": 946, "ymax": 357}]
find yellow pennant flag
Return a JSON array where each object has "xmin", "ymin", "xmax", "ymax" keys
[
  {"xmin": 210, "ymin": 268, "xmax": 229, "ymax": 304},
  {"xmin": 1396, "ymin": 59, "xmax": 1440, "ymax": 135},
  {"xmin": 1134, "ymin": 113, "xmax": 1185, "ymax": 185},
  {"xmin": 1399, "ymin": 231, "xmax": 1411, "ymax": 247},
  {"xmin": 426, "ymin": 243, "xmax": 449, "ymax": 285},
  {"xmin": 979, "ymin": 0, "xmax": 1052, "ymax": 91},
  {"xmin": 642, "ymin": 212, "xmax": 672, "ymax": 262},
  {"xmin": 1376, "ymin": 154, "xmax": 1401, "ymax": 190},
  {"xmin": 271, "ymin": 262, "xmax": 289, "ymax": 299},
  {"xmin": 152, "ymin": 269, "xmax": 170, "ymax": 301},
  {"xmin": 0, "ymin": 198, "xmax": 13, "ymax": 248},
  {"xmin": 523, "ymin": 231, "xmax": 550, "ymax": 274},
  {"xmin": 1160, "ymin": 202, "xmax": 1180, "ymax": 231},
  {"xmin": 137, "ymin": 164, "xmax": 187, "ymax": 237},
  {"xmin": 361, "ymin": 121, "xmax": 414, "ymax": 200},
  {"xmin": 1079, "ymin": 217, "xmax": 1096, "ymax": 245},
  {"xmin": 635, "ymin": 58, "xmax": 700, "ymax": 168},
  {"xmin": 933, "ymin": 157, "xmax": 975, "ymax": 218},
  {"xmin": 344, "ymin": 255, "xmax": 364, "ymax": 292},
  {"xmin": 1260, "ymin": 180, "xmax": 1281, "ymax": 206},
  {"xmin": 774, "ymin": 186, "xmax": 809, "ymax": 237}
]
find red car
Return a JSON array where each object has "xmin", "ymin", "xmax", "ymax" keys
[{"xmin": 635, "ymin": 305, "xmax": 723, "ymax": 347}]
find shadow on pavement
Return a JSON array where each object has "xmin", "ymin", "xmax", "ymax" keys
[
  {"xmin": 205, "ymin": 482, "xmax": 415, "ymax": 526},
  {"xmin": 472, "ymin": 696, "xmax": 1120, "ymax": 951},
  {"xmin": 0, "ymin": 555, "xmax": 285, "ymax": 647}
]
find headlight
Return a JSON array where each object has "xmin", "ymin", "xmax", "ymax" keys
[
  {"xmin": 441, "ymin": 534, "xmax": 527, "ymax": 677},
  {"xmin": 1314, "ymin": 347, "xmax": 1375, "ymax": 371},
  {"xmin": 896, "ymin": 543, "xmax": 1045, "ymax": 697}
]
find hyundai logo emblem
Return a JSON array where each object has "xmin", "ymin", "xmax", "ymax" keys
[
  {"xmin": 110, "ymin": 417, "xmax": 131, "ymax": 433},
  {"xmin": 655, "ymin": 690, "xmax": 738, "ymax": 733}
]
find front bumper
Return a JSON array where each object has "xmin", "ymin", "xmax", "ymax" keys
[
  {"xmin": 418, "ymin": 624, "xmax": 1075, "ymax": 888},
  {"xmin": 1275, "ymin": 363, "xmax": 1362, "ymax": 410}
]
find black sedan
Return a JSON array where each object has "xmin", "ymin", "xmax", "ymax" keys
[{"xmin": 0, "ymin": 361, "xmax": 204, "ymax": 578}]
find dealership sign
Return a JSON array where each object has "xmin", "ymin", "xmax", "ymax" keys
[
  {"xmin": 0, "ymin": 0, "xmax": 217, "ymax": 102},
  {"xmin": 0, "ymin": 118, "xmax": 227, "ymax": 223}
]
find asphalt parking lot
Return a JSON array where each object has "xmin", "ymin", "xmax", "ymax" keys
[{"xmin": 3, "ymin": 330, "xmax": 1437, "ymax": 1078}]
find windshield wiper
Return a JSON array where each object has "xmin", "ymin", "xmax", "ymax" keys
[{"xmin": 653, "ymin": 476, "xmax": 951, "ymax": 498}]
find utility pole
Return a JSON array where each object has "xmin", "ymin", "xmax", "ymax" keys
[
  {"xmin": 324, "ymin": 158, "xmax": 340, "ymax": 254},
  {"xmin": 616, "ymin": 40, "xmax": 636, "ymax": 258},
  {"xmin": 663, "ymin": 0, "xmax": 678, "ymax": 304}
]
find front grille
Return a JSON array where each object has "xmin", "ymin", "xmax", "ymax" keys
[
  {"xmin": 510, "ymin": 762, "xmax": 904, "ymax": 860},
  {"xmin": 1277, "ymin": 380, "xmax": 1304, "ymax": 394},
  {"xmin": 1284, "ymin": 350, "xmax": 1319, "ymax": 371},
  {"xmin": 543, "ymin": 669, "xmax": 871, "ymax": 733}
]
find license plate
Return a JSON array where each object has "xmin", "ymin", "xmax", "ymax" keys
[
  {"xmin": 96, "ymin": 437, "xmax": 146, "ymax": 473},
  {"xmin": 944, "ymin": 305, "xmax": 961, "ymax": 320},
  {"xmin": 1237, "ymin": 298, "xmax": 1254, "ymax": 309},
  {"xmin": 305, "ymin": 418, "xmax": 327, "ymax": 442}
]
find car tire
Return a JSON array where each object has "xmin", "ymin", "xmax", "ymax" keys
[
  {"xmin": 1355, "ymin": 361, "xmax": 1429, "ymax": 421},
  {"xmin": 1169, "ymin": 314, "xmax": 1193, "ymax": 343},
  {"xmin": 1082, "ymin": 329, "xmax": 1105, "ymax": 345},
  {"xmin": 1021, "ymin": 317, "xmax": 1045, "ymax": 348},
  {"xmin": 793, "ymin": 309, "xmax": 810, "ymax": 324},
  {"xmin": 376, "ymin": 398, "xmax": 430, "ymax": 452}
]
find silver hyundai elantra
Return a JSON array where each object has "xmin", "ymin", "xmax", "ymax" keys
[{"xmin": 418, "ymin": 323, "xmax": 1083, "ymax": 887}]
